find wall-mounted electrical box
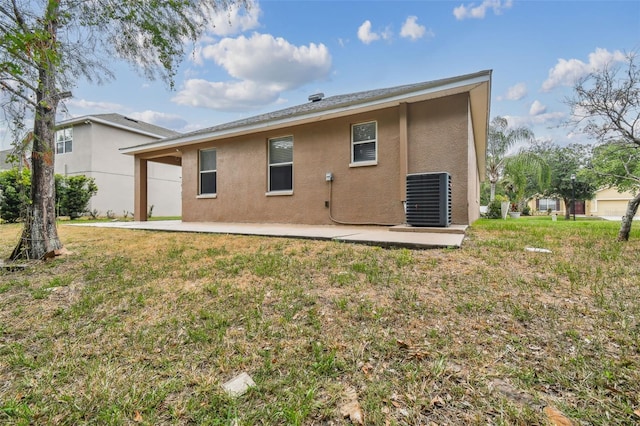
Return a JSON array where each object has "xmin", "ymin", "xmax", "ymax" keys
[{"xmin": 325, "ymin": 172, "xmax": 334, "ymax": 182}]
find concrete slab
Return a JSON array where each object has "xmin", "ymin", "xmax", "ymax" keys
[{"xmin": 67, "ymin": 220, "xmax": 466, "ymax": 249}]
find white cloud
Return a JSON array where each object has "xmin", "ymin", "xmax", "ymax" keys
[
  {"xmin": 202, "ymin": 33, "xmax": 331, "ymax": 88},
  {"xmin": 400, "ymin": 16, "xmax": 433, "ymax": 41},
  {"xmin": 502, "ymin": 82, "xmax": 527, "ymax": 101},
  {"xmin": 453, "ymin": 0, "xmax": 513, "ymax": 20},
  {"xmin": 65, "ymin": 99, "xmax": 124, "ymax": 112},
  {"xmin": 358, "ymin": 20, "xmax": 380, "ymax": 44},
  {"xmin": 175, "ymin": 32, "xmax": 332, "ymax": 111},
  {"xmin": 541, "ymin": 47, "xmax": 627, "ymax": 92},
  {"xmin": 172, "ymin": 79, "xmax": 282, "ymax": 111},
  {"xmin": 529, "ymin": 100, "xmax": 547, "ymax": 116},
  {"xmin": 128, "ymin": 110, "xmax": 188, "ymax": 130}
]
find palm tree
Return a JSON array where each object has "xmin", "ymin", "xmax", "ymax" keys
[
  {"xmin": 486, "ymin": 116, "xmax": 535, "ymax": 201},
  {"xmin": 502, "ymin": 151, "xmax": 550, "ymax": 211}
]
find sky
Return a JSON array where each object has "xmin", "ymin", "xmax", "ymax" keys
[{"xmin": 1, "ymin": 0, "xmax": 639, "ymax": 151}]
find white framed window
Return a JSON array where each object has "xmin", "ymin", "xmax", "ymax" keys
[
  {"xmin": 199, "ymin": 149, "xmax": 217, "ymax": 195},
  {"xmin": 268, "ymin": 136, "xmax": 293, "ymax": 193},
  {"xmin": 55, "ymin": 128, "xmax": 73, "ymax": 154},
  {"xmin": 351, "ymin": 121, "xmax": 377, "ymax": 166}
]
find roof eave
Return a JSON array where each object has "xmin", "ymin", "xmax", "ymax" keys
[
  {"xmin": 121, "ymin": 70, "xmax": 492, "ymax": 156},
  {"xmin": 57, "ymin": 115, "xmax": 174, "ymax": 139}
]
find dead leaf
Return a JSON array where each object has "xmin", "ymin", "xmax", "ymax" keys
[
  {"xmin": 634, "ymin": 408, "xmax": 640, "ymax": 418},
  {"xmin": 396, "ymin": 339, "xmax": 409, "ymax": 349},
  {"xmin": 340, "ymin": 400, "xmax": 364, "ymax": 425},
  {"xmin": 133, "ymin": 411, "xmax": 143, "ymax": 423},
  {"xmin": 341, "ymin": 386, "xmax": 365, "ymax": 425},
  {"xmin": 543, "ymin": 406, "xmax": 573, "ymax": 426},
  {"xmin": 430, "ymin": 395, "xmax": 446, "ymax": 407},
  {"xmin": 361, "ymin": 362, "xmax": 373, "ymax": 375}
]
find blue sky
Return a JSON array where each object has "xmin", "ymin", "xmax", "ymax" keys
[{"xmin": 2, "ymin": 0, "xmax": 639, "ymax": 150}]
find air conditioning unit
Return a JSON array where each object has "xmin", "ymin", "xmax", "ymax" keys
[{"xmin": 405, "ymin": 172, "xmax": 451, "ymax": 227}]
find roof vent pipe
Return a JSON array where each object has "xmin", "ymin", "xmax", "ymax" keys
[{"xmin": 308, "ymin": 93, "xmax": 325, "ymax": 102}]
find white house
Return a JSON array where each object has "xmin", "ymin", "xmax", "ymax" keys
[{"xmin": 55, "ymin": 114, "xmax": 182, "ymax": 217}]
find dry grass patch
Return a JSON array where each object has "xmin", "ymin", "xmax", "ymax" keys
[{"xmin": 0, "ymin": 218, "xmax": 639, "ymax": 425}]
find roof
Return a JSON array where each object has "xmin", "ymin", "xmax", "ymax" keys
[
  {"xmin": 57, "ymin": 113, "xmax": 180, "ymax": 139},
  {"xmin": 121, "ymin": 70, "xmax": 492, "ymax": 177}
]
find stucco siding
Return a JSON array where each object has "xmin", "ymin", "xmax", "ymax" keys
[
  {"xmin": 181, "ymin": 95, "xmax": 475, "ymax": 226},
  {"xmin": 54, "ymin": 121, "xmax": 181, "ymax": 217},
  {"xmin": 407, "ymin": 93, "xmax": 470, "ymax": 224},
  {"xmin": 182, "ymin": 108, "xmax": 405, "ymax": 225}
]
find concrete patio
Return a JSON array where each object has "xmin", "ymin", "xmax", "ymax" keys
[{"xmin": 68, "ymin": 220, "xmax": 468, "ymax": 249}]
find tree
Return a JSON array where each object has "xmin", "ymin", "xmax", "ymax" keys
[
  {"xmin": 501, "ymin": 150, "xmax": 550, "ymax": 212},
  {"xmin": 565, "ymin": 52, "xmax": 640, "ymax": 240},
  {"xmin": 527, "ymin": 141, "xmax": 596, "ymax": 220},
  {"xmin": 486, "ymin": 116, "xmax": 535, "ymax": 201},
  {"xmin": 1, "ymin": 0, "xmax": 247, "ymax": 260},
  {"xmin": 586, "ymin": 141, "xmax": 640, "ymax": 237}
]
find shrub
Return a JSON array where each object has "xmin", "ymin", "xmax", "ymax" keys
[
  {"xmin": 487, "ymin": 199, "xmax": 503, "ymax": 219},
  {"xmin": 0, "ymin": 168, "xmax": 31, "ymax": 223},
  {"xmin": 56, "ymin": 175, "xmax": 98, "ymax": 219}
]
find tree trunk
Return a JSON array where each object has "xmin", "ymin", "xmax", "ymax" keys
[
  {"xmin": 10, "ymin": 3, "xmax": 63, "ymax": 260},
  {"xmin": 617, "ymin": 192, "xmax": 640, "ymax": 241},
  {"xmin": 563, "ymin": 197, "xmax": 571, "ymax": 220}
]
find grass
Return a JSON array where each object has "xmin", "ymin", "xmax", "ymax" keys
[{"xmin": 0, "ymin": 217, "xmax": 639, "ymax": 425}]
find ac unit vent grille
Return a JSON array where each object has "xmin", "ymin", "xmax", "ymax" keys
[{"xmin": 405, "ymin": 172, "xmax": 451, "ymax": 227}]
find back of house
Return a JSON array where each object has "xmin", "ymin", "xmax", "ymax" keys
[{"xmin": 122, "ymin": 70, "xmax": 492, "ymax": 227}]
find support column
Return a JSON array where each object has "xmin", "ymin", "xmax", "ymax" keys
[
  {"xmin": 134, "ymin": 157, "xmax": 148, "ymax": 221},
  {"xmin": 399, "ymin": 102, "xmax": 408, "ymax": 201}
]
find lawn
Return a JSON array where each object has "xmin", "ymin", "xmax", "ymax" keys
[{"xmin": 0, "ymin": 218, "xmax": 638, "ymax": 425}]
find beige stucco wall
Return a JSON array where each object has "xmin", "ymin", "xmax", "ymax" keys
[
  {"xmin": 181, "ymin": 94, "xmax": 475, "ymax": 226},
  {"xmin": 406, "ymin": 93, "xmax": 472, "ymax": 224},
  {"xmin": 587, "ymin": 187, "xmax": 639, "ymax": 217}
]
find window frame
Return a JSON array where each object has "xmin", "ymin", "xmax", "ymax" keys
[
  {"xmin": 198, "ymin": 148, "xmax": 217, "ymax": 198},
  {"xmin": 267, "ymin": 135, "xmax": 294, "ymax": 195},
  {"xmin": 55, "ymin": 127, "xmax": 73, "ymax": 154},
  {"xmin": 350, "ymin": 120, "xmax": 377, "ymax": 167}
]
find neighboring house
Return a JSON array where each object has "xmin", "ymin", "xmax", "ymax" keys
[
  {"xmin": 586, "ymin": 187, "xmax": 639, "ymax": 218},
  {"xmin": 530, "ymin": 188, "xmax": 640, "ymax": 218},
  {"xmin": 0, "ymin": 149, "xmax": 12, "ymax": 171},
  {"xmin": 122, "ymin": 70, "xmax": 492, "ymax": 226},
  {"xmin": 55, "ymin": 114, "xmax": 182, "ymax": 217}
]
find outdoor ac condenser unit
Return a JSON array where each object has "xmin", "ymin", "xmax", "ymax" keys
[{"xmin": 405, "ymin": 172, "xmax": 451, "ymax": 227}]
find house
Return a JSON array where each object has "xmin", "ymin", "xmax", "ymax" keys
[
  {"xmin": 0, "ymin": 149, "xmax": 12, "ymax": 171},
  {"xmin": 586, "ymin": 187, "xmax": 639, "ymax": 218},
  {"xmin": 122, "ymin": 70, "xmax": 492, "ymax": 227},
  {"xmin": 55, "ymin": 114, "xmax": 182, "ymax": 217}
]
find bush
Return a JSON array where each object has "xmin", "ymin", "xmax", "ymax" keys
[
  {"xmin": 56, "ymin": 175, "xmax": 98, "ymax": 219},
  {"xmin": 0, "ymin": 168, "xmax": 31, "ymax": 223},
  {"xmin": 487, "ymin": 199, "xmax": 503, "ymax": 219}
]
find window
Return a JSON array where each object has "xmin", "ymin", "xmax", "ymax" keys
[
  {"xmin": 538, "ymin": 198, "xmax": 558, "ymax": 211},
  {"xmin": 351, "ymin": 121, "xmax": 377, "ymax": 165},
  {"xmin": 268, "ymin": 136, "xmax": 293, "ymax": 192},
  {"xmin": 56, "ymin": 128, "xmax": 73, "ymax": 154},
  {"xmin": 199, "ymin": 149, "xmax": 217, "ymax": 195}
]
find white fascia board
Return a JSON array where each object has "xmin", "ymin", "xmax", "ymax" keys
[
  {"xmin": 122, "ymin": 72, "xmax": 491, "ymax": 156},
  {"xmin": 57, "ymin": 116, "xmax": 167, "ymax": 139}
]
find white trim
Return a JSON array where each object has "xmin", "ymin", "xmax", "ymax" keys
[
  {"xmin": 57, "ymin": 116, "xmax": 171, "ymax": 139},
  {"xmin": 196, "ymin": 194, "xmax": 217, "ymax": 199},
  {"xmin": 265, "ymin": 191, "xmax": 294, "ymax": 197},
  {"xmin": 349, "ymin": 161, "xmax": 378, "ymax": 168}
]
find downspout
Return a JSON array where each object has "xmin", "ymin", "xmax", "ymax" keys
[{"xmin": 399, "ymin": 102, "xmax": 409, "ymax": 211}]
